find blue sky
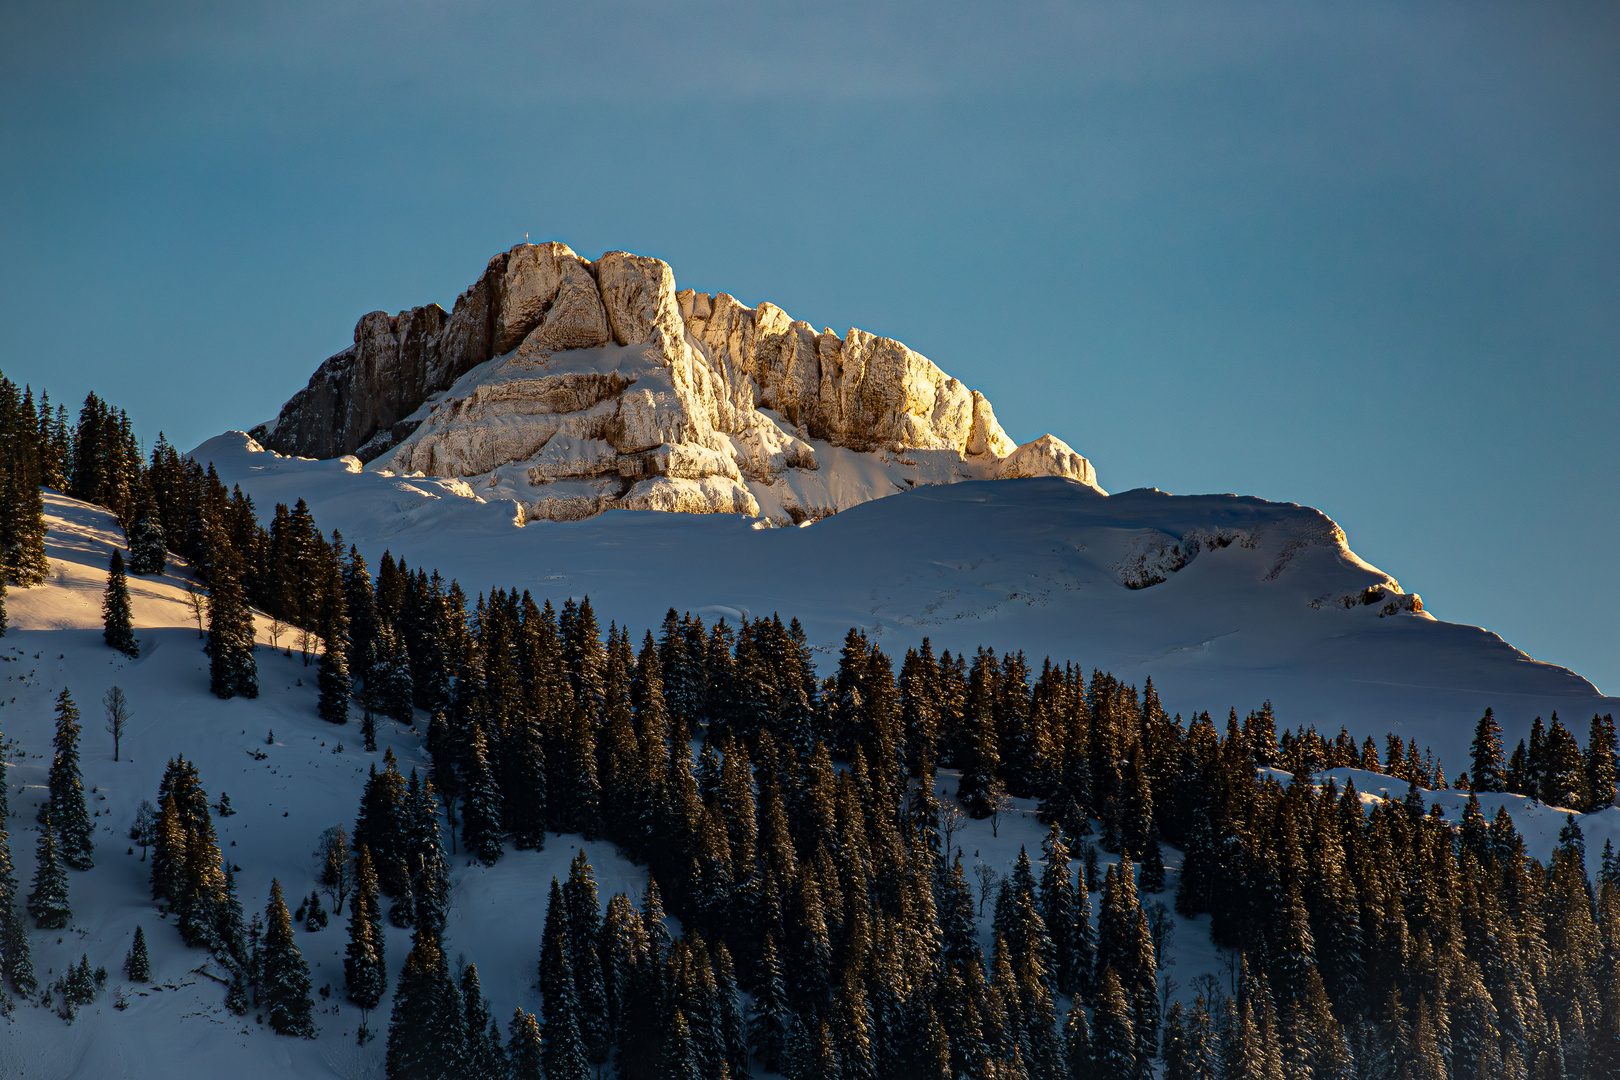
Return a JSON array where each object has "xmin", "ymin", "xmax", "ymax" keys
[{"xmin": 2, "ymin": 2, "xmax": 1616, "ymax": 694}]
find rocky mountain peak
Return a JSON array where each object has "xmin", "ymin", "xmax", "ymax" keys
[{"xmin": 251, "ymin": 242, "xmax": 1099, "ymax": 524}]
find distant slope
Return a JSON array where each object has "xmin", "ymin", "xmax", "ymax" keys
[
  {"xmin": 2, "ymin": 490, "xmax": 1615, "ymax": 1078},
  {"xmin": 196, "ymin": 432, "xmax": 1617, "ymax": 771}
]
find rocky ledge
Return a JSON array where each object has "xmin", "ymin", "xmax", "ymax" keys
[{"xmin": 252, "ymin": 242, "xmax": 1100, "ymax": 523}]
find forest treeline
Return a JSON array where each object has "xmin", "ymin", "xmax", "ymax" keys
[{"xmin": 3, "ymin": 373, "xmax": 1620, "ymax": 1079}]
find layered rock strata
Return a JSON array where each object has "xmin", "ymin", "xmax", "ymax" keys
[{"xmin": 252, "ymin": 242, "xmax": 1101, "ymax": 523}]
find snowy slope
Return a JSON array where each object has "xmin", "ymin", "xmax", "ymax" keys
[
  {"xmin": 196, "ymin": 432, "xmax": 1617, "ymax": 774},
  {"xmin": 2, "ymin": 492, "xmax": 1615, "ymax": 1078}
]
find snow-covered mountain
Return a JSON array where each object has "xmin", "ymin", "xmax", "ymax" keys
[
  {"xmin": 195, "ymin": 432, "xmax": 1616, "ymax": 774},
  {"xmin": 250, "ymin": 243, "xmax": 1097, "ymax": 525},
  {"xmin": 1, "ymin": 492, "xmax": 1614, "ymax": 1080}
]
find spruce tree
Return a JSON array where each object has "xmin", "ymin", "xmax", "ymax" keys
[
  {"xmin": 509, "ymin": 1008, "xmax": 544, "ymax": 1080},
  {"xmin": 1092, "ymin": 966, "xmax": 1136, "ymax": 1080},
  {"xmin": 460, "ymin": 963, "xmax": 504, "ymax": 1080},
  {"xmin": 125, "ymin": 925, "xmax": 151, "ymax": 981},
  {"xmin": 386, "ymin": 930, "xmax": 466, "ymax": 1080},
  {"xmin": 459, "ymin": 723, "xmax": 505, "ymax": 865},
  {"xmin": 317, "ymin": 572, "xmax": 352, "ymax": 724},
  {"xmin": 260, "ymin": 879, "xmax": 315, "ymax": 1037},
  {"xmin": 47, "ymin": 689, "xmax": 94, "ymax": 870},
  {"xmin": 27, "ymin": 807, "xmax": 70, "ymax": 929},
  {"xmin": 205, "ymin": 541, "xmax": 258, "ymax": 699},
  {"xmin": 750, "ymin": 933, "xmax": 794, "ymax": 1073},
  {"xmin": 344, "ymin": 845, "xmax": 387, "ymax": 1012},
  {"xmin": 102, "ymin": 548, "xmax": 138, "ymax": 657},
  {"xmin": 0, "ymin": 773, "xmax": 36, "ymax": 996},
  {"xmin": 127, "ymin": 496, "xmax": 167, "ymax": 575},
  {"xmin": 0, "ymin": 578, "xmax": 7, "ymax": 638},
  {"xmin": 1586, "ymin": 713, "xmax": 1618, "ymax": 811}
]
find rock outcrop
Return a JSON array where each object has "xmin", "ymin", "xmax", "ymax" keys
[{"xmin": 252, "ymin": 242, "xmax": 1102, "ymax": 523}]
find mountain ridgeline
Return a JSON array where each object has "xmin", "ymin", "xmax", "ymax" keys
[{"xmin": 250, "ymin": 243, "xmax": 1099, "ymax": 524}]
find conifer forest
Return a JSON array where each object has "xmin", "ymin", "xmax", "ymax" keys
[{"xmin": 3, "ymin": 370, "xmax": 1620, "ymax": 1080}]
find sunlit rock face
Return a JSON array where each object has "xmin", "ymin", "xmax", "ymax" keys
[{"xmin": 252, "ymin": 242, "xmax": 1102, "ymax": 523}]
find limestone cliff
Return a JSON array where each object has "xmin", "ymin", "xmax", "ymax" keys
[{"xmin": 251, "ymin": 242, "xmax": 1100, "ymax": 523}]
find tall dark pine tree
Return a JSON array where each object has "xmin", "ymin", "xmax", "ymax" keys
[
  {"xmin": 205, "ymin": 539, "xmax": 258, "ymax": 699},
  {"xmin": 0, "ymin": 757, "xmax": 37, "ymax": 996},
  {"xmin": 1469, "ymin": 709, "xmax": 1506, "ymax": 792},
  {"xmin": 124, "ymin": 925, "xmax": 151, "ymax": 981},
  {"xmin": 1586, "ymin": 713, "xmax": 1618, "ymax": 811},
  {"xmin": 460, "ymin": 723, "xmax": 505, "ymax": 866},
  {"xmin": 386, "ymin": 930, "xmax": 466, "ymax": 1080},
  {"xmin": 48, "ymin": 688, "xmax": 94, "ymax": 870},
  {"xmin": 26, "ymin": 807, "xmax": 70, "ymax": 929},
  {"xmin": 509, "ymin": 1008, "xmax": 544, "ymax": 1080},
  {"xmin": 260, "ymin": 879, "xmax": 315, "ymax": 1037},
  {"xmin": 127, "ymin": 495, "xmax": 167, "ymax": 575},
  {"xmin": 344, "ymin": 845, "xmax": 387, "ymax": 1014},
  {"xmin": 318, "ymin": 559, "xmax": 351, "ymax": 724},
  {"xmin": 102, "ymin": 548, "xmax": 139, "ymax": 657}
]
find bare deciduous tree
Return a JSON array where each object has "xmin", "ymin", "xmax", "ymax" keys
[
  {"xmin": 939, "ymin": 793, "xmax": 968, "ymax": 860},
  {"xmin": 990, "ymin": 789, "xmax": 1016, "ymax": 838},
  {"xmin": 316, "ymin": 825, "xmax": 354, "ymax": 912},
  {"xmin": 973, "ymin": 862, "xmax": 999, "ymax": 918},
  {"xmin": 103, "ymin": 685, "xmax": 130, "ymax": 762},
  {"xmin": 268, "ymin": 615, "xmax": 286, "ymax": 655},
  {"xmin": 184, "ymin": 582, "xmax": 208, "ymax": 638}
]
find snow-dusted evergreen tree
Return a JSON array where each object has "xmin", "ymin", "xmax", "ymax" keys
[
  {"xmin": 0, "ymin": 761, "xmax": 36, "ymax": 998},
  {"xmin": 47, "ymin": 688, "xmax": 94, "ymax": 870},
  {"xmin": 317, "ymin": 569, "xmax": 351, "ymax": 724},
  {"xmin": 27, "ymin": 807, "xmax": 70, "ymax": 929},
  {"xmin": 459, "ymin": 723, "xmax": 504, "ymax": 866},
  {"xmin": 750, "ymin": 933, "xmax": 794, "ymax": 1072},
  {"xmin": 259, "ymin": 879, "xmax": 314, "ymax": 1037},
  {"xmin": 126, "ymin": 495, "xmax": 166, "ymax": 575},
  {"xmin": 102, "ymin": 547, "xmax": 138, "ymax": 657},
  {"xmin": 124, "ymin": 925, "xmax": 151, "ymax": 982},
  {"xmin": 0, "ymin": 579, "xmax": 8, "ymax": 638},
  {"xmin": 509, "ymin": 1008, "xmax": 544, "ymax": 1080},
  {"xmin": 343, "ymin": 845, "xmax": 386, "ymax": 1012},
  {"xmin": 1587, "ymin": 712, "xmax": 1618, "ymax": 811},
  {"xmin": 460, "ymin": 963, "xmax": 506, "ymax": 1080},
  {"xmin": 386, "ymin": 929, "xmax": 465, "ymax": 1080},
  {"xmin": 1092, "ymin": 966, "xmax": 1136, "ymax": 1080},
  {"xmin": 205, "ymin": 539, "xmax": 258, "ymax": 699}
]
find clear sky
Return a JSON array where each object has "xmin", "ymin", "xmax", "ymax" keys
[{"xmin": 2, "ymin": 2, "xmax": 1616, "ymax": 693}]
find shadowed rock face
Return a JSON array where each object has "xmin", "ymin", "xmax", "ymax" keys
[{"xmin": 252, "ymin": 241, "xmax": 1099, "ymax": 521}]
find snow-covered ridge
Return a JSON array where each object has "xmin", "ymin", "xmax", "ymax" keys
[
  {"xmin": 1, "ymin": 493, "xmax": 1614, "ymax": 1079},
  {"xmin": 250, "ymin": 243, "xmax": 1098, "ymax": 525},
  {"xmin": 194, "ymin": 431, "xmax": 1616, "ymax": 771}
]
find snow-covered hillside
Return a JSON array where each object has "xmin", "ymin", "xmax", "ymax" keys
[
  {"xmin": 196, "ymin": 432, "xmax": 1616, "ymax": 774},
  {"xmin": 3, "ymin": 492, "xmax": 1617, "ymax": 1079}
]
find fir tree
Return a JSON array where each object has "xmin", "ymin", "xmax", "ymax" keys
[
  {"xmin": 125, "ymin": 925, "xmax": 151, "ymax": 981},
  {"xmin": 27, "ymin": 807, "xmax": 70, "ymax": 929},
  {"xmin": 386, "ymin": 930, "xmax": 466, "ymax": 1080},
  {"xmin": 459, "ymin": 723, "xmax": 505, "ymax": 865},
  {"xmin": 1092, "ymin": 966, "xmax": 1136, "ymax": 1080},
  {"xmin": 1469, "ymin": 709, "xmax": 1505, "ymax": 792},
  {"xmin": 509, "ymin": 1008, "xmax": 544, "ymax": 1080},
  {"xmin": 751, "ymin": 933, "xmax": 794, "ymax": 1072},
  {"xmin": 127, "ymin": 496, "xmax": 167, "ymax": 575},
  {"xmin": 317, "ymin": 571, "xmax": 352, "ymax": 724},
  {"xmin": 260, "ymin": 879, "xmax": 315, "ymax": 1037},
  {"xmin": 102, "ymin": 548, "xmax": 139, "ymax": 657},
  {"xmin": 1586, "ymin": 713, "xmax": 1618, "ymax": 811},
  {"xmin": 344, "ymin": 845, "xmax": 387, "ymax": 1012},
  {"xmin": 0, "ymin": 775, "xmax": 36, "ymax": 996},
  {"xmin": 47, "ymin": 689, "xmax": 94, "ymax": 870},
  {"xmin": 205, "ymin": 541, "xmax": 258, "ymax": 699}
]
